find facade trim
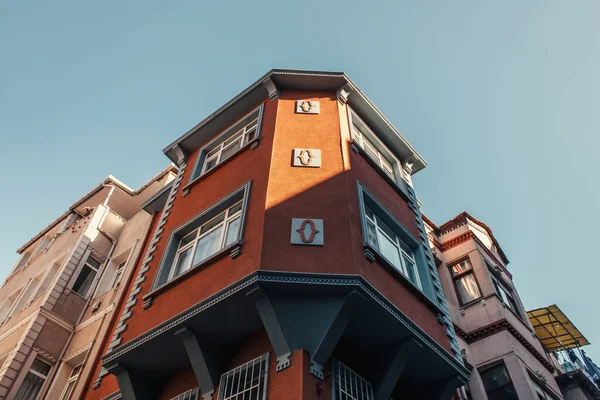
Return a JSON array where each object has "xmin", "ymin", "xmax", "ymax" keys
[
  {"xmin": 101, "ymin": 271, "xmax": 469, "ymax": 380},
  {"xmin": 454, "ymin": 319, "xmax": 555, "ymax": 372}
]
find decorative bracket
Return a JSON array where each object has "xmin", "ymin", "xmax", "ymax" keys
[
  {"xmin": 174, "ymin": 327, "xmax": 218, "ymax": 400},
  {"xmin": 263, "ymin": 78, "xmax": 279, "ymax": 101},
  {"xmin": 336, "ymin": 84, "xmax": 353, "ymax": 104}
]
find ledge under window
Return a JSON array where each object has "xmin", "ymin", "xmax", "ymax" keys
[{"xmin": 143, "ymin": 241, "xmax": 242, "ymax": 301}]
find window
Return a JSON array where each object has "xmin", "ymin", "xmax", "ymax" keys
[
  {"xmin": 169, "ymin": 201, "xmax": 242, "ymax": 280},
  {"xmin": 480, "ymin": 363, "xmax": 518, "ymax": 400},
  {"xmin": 217, "ymin": 353, "xmax": 269, "ymax": 400},
  {"xmin": 492, "ymin": 277, "xmax": 523, "ymax": 319},
  {"xmin": 191, "ymin": 105, "xmax": 263, "ymax": 181},
  {"xmin": 110, "ymin": 262, "xmax": 126, "ymax": 289},
  {"xmin": 332, "ymin": 360, "xmax": 374, "ymax": 400},
  {"xmin": 531, "ymin": 380, "xmax": 555, "ymax": 400},
  {"xmin": 0, "ymin": 290, "xmax": 22, "ymax": 323},
  {"xmin": 59, "ymin": 364, "xmax": 82, "ymax": 400},
  {"xmin": 171, "ymin": 388, "xmax": 199, "ymax": 400},
  {"xmin": 349, "ymin": 110, "xmax": 400, "ymax": 184},
  {"xmin": 59, "ymin": 213, "xmax": 78, "ymax": 234},
  {"xmin": 33, "ymin": 263, "xmax": 60, "ymax": 300},
  {"xmin": 450, "ymin": 259, "xmax": 482, "ymax": 305},
  {"xmin": 14, "ymin": 358, "xmax": 52, "ymax": 400},
  {"xmin": 11, "ymin": 275, "xmax": 42, "ymax": 314},
  {"xmin": 155, "ymin": 182, "xmax": 250, "ymax": 288},
  {"xmin": 72, "ymin": 256, "xmax": 101, "ymax": 298},
  {"xmin": 365, "ymin": 207, "xmax": 421, "ymax": 289},
  {"xmin": 31, "ymin": 236, "xmax": 52, "ymax": 258}
]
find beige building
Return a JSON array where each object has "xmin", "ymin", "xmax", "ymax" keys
[
  {"xmin": 0, "ymin": 167, "xmax": 175, "ymax": 400},
  {"xmin": 425, "ymin": 212, "xmax": 564, "ymax": 400}
]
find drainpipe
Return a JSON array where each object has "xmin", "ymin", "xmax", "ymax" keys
[{"xmin": 77, "ymin": 211, "xmax": 160, "ymax": 399}]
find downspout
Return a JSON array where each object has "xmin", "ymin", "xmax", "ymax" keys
[
  {"xmin": 40, "ymin": 207, "xmax": 119, "ymax": 400},
  {"xmin": 78, "ymin": 211, "xmax": 160, "ymax": 399}
]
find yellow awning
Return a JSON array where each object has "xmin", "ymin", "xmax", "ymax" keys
[{"xmin": 527, "ymin": 305, "xmax": 589, "ymax": 352}]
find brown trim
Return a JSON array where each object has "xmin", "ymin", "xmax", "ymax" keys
[
  {"xmin": 454, "ymin": 319, "xmax": 555, "ymax": 372},
  {"xmin": 440, "ymin": 232, "xmax": 512, "ymax": 279},
  {"xmin": 436, "ymin": 212, "xmax": 509, "ymax": 264},
  {"xmin": 441, "ymin": 231, "xmax": 474, "ymax": 252}
]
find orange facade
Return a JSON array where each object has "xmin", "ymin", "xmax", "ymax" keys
[{"xmin": 83, "ymin": 71, "xmax": 466, "ymax": 400}]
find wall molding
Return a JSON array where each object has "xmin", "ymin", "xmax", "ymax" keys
[{"xmin": 454, "ymin": 319, "xmax": 554, "ymax": 372}]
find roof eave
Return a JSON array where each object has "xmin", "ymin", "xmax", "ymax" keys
[{"xmin": 162, "ymin": 69, "xmax": 426, "ymax": 174}]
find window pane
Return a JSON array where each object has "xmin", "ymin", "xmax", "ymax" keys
[
  {"xmin": 179, "ymin": 230, "xmax": 198, "ymax": 248},
  {"xmin": 192, "ymin": 226, "xmax": 224, "ymax": 266},
  {"xmin": 72, "ymin": 266, "xmax": 96, "ymax": 297},
  {"xmin": 14, "ymin": 373, "xmax": 45, "ymax": 400},
  {"xmin": 481, "ymin": 364, "xmax": 512, "ymax": 391},
  {"xmin": 456, "ymin": 273, "xmax": 481, "ymax": 303},
  {"xmin": 403, "ymin": 255, "xmax": 420, "ymax": 287},
  {"xmin": 200, "ymin": 213, "xmax": 225, "ymax": 235},
  {"xmin": 86, "ymin": 257, "xmax": 101, "ymax": 270},
  {"xmin": 228, "ymin": 201, "xmax": 243, "ymax": 216},
  {"xmin": 60, "ymin": 380, "xmax": 76, "ymax": 400},
  {"xmin": 173, "ymin": 247, "xmax": 192, "ymax": 277},
  {"xmin": 366, "ymin": 221, "xmax": 378, "ymax": 248},
  {"xmin": 220, "ymin": 138, "xmax": 242, "ymax": 161},
  {"xmin": 377, "ymin": 233, "xmax": 403, "ymax": 273},
  {"xmin": 224, "ymin": 217, "xmax": 241, "ymax": 247},
  {"xmin": 375, "ymin": 217, "xmax": 396, "ymax": 242},
  {"xmin": 31, "ymin": 359, "xmax": 51, "ymax": 375},
  {"xmin": 203, "ymin": 156, "xmax": 218, "ymax": 173},
  {"xmin": 451, "ymin": 260, "xmax": 472, "ymax": 276}
]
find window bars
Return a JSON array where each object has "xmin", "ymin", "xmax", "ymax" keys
[
  {"xmin": 171, "ymin": 387, "xmax": 200, "ymax": 400},
  {"xmin": 333, "ymin": 360, "xmax": 375, "ymax": 400},
  {"xmin": 218, "ymin": 353, "xmax": 269, "ymax": 400}
]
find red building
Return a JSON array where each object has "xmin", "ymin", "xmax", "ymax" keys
[{"xmin": 81, "ymin": 70, "xmax": 469, "ymax": 400}]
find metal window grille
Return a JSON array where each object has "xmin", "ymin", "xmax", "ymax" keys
[
  {"xmin": 171, "ymin": 387, "xmax": 199, "ymax": 400},
  {"xmin": 333, "ymin": 360, "xmax": 375, "ymax": 400},
  {"xmin": 218, "ymin": 353, "xmax": 269, "ymax": 400}
]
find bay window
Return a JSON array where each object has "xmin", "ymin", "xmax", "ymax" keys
[
  {"xmin": 480, "ymin": 362, "xmax": 518, "ymax": 400},
  {"xmin": 358, "ymin": 183, "xmax": 425, "ymax": 292},
  {"xmin": 492, "ymin": 277, "xmax": 523, "ymax": 319},
  {"xmin": 349, "ymin": 110, "xmax": 400, "ymax": 184}
]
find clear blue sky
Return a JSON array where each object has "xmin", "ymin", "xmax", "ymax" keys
[{"xmin": 1, "ymin": 1, "xmax": 598, "ymax": 362}]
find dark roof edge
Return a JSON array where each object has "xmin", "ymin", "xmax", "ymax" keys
[{"xmin": 162, "ymin": 68, "xmax": 427, "ymax": 173}]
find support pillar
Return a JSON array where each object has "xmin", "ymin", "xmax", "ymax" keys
[
  {"xmin": 106, "ymin": 363, "xmax": 156, "ymax": 400},
  {"xmin": 310, "ymin": 290, "xmax": 363, "ymax": 379},
  {"xmin": 374, "ymin": 338, "xmax": 423, "ymax": 400},
  {"xmin": 247, "ymin": 287, "xmax": 292, "ymax": 371},
  {"xmin": 174, "ymin": 327, "xmax": 219, "ymax": 400}
]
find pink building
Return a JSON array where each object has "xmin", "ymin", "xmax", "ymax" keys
[{"xmin": 425, "ymin": 212, "xmax": 563, "ymax": 400}]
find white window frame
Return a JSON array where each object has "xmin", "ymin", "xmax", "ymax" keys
[
  {"xmin": 0, "ymin": 288, "xmax": 23, "ymax": 324},
  {"xmin": 171, "ymin": 387, "xmax": 199, "ymax": 400},
  {"xmin": 217, "ymin": 353, "xmax": 269, "ymax": 400},
  {"xmin": 365, "ymin": 207, "xmax": 422, "ymax": 289},
  {"xmin": 191, "ymin": 104, "xmax": 264, "ymax": 181},
  {"xmin": 12, "ymin": 356, "xmax": 52, "ymax": 400},
  {"xmin": 153, "ymin": 181, "xmax": 251, "ymax": 289},
  {"xmin": 332, "ymin": 360, "xmax": 375, "ymax": 400},
  {"xmin": 110, "ymin": 261, "xmax": 127, "ymax": 289},
  {"xmin": 31, "ymin": 236, "xmax": 52, "ymax": 258},
  {"xmin": 168, "ymin": 200, "xmax": 243, "ymax": 281},
  {"xmin": 71, "ymin": 255, "xmax": 101, "ymax": 299},
  {"xmin": 492, "ymin": 277, "xmax": 523, "ymax": 318},
  {"xmin": 348, "ymin": 109, "xmax": 402, "ymax": 184},
  {"xmin": 59, "ymin": 364, "xmax": 82, "ymax": 400}
]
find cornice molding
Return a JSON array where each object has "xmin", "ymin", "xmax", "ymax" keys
[
  {"xmin": 454, "ymin": 319, "xmax": 554, "ymax": 373},
  {"xmin": 101, "ymin": 271, "xmax": 469, "ymax": 380}
]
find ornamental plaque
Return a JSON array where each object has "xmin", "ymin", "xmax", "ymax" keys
[
  {"xmin": 292, "ymin": 149, "xmax": 321, "ymax": 168},
  {"xmin": 291, "ymin": 218, "xmax": 324, "ymax": 246},
  {"xmin": 295, "ymin": 100, "xmax": 320, "ymax": 114}
]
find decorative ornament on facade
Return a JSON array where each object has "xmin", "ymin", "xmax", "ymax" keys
[
  {"xmin": 295, "ymin": 100, "xmax": 320, "ymax": 114},
  {"xmin": 292, "ymin": 148, "xmax": 321, "ymax": 168},
  {"xmin": 291, "ymin": 218, "xmax": 324, "ymax": 246}
]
